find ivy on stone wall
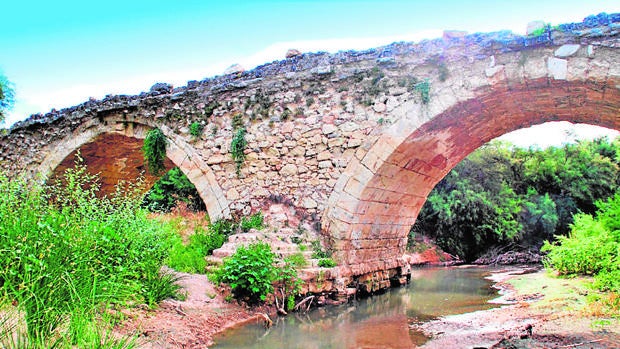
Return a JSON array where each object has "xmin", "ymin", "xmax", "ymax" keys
[
  {"xmin": 230, "ymin": 126, "xmax": 247, "ymax": 177},
  {"xmin": 143, "ymin": 128, "xmax": 168, "ymax": 175}
]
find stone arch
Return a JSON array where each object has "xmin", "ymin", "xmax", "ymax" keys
[
  {"xmin": 324, "ymin": 75, "xmax": 620, "ymax": 274},
  {"xmin": 36, "ymin": 115, "xmax": 230, "ymax": 220}
]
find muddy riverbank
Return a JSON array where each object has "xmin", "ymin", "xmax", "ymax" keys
[{"xmin": 418, "ymin": 267, "xmax": 620, "ymax": 349}]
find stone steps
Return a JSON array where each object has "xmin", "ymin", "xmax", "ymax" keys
[{"xmin": 206, "ymin": 229, "xmax": 315, "ymax": 266}]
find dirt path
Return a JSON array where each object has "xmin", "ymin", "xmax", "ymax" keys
[{"xmin": 116, "ymin": 272, "xmax": 267, "ymax": 349}]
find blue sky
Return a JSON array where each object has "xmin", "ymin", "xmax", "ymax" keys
[{"xmin": 1, "ymin": 0, "xmax": 619, "ymax": 145}]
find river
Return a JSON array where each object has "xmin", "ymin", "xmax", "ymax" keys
[{"xmin": 211, "ymin": 266, "xmax": 502, "ymax": 349}]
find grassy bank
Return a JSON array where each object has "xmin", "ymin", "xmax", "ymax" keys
[
  {"xmin": 506, "ymin": 270, "xmax": 619, "ymax": 331},
  {"xmin": 0, "ymin": 162, "xmax": 181, "ymax": 348}
]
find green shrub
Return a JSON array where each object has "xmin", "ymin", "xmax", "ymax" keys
[
  {"xmin": 318, "ymin": 258, "xmax": 337, "ymax": 268},
  {"xmin": 210, "ymin": 242, "xmax": 277, "ymax": 304},
  {"xmin": 276, "ymin": 258, "xmax": 303, "ymax": 311},
  {"xmin": 142, "ymin": 128, "xmax": 168, "ymax": 175},
  {"xmin": 240, "ymin": 212, "xmax": 264, "ymax": 232},
  {"xmin": 189, "ymin": 122, "xmax": 204, "ymax": 137},
  {"xmin": 209, "ymin": 218, "xmax": 236, "ymax": 236},
  {"xmin": 542, "ymin": 193, "xmax": 620, "ymax": 292},
  {"xmin": 143, "ymin": 167, "xmax": 205, "ymax": 212},
  {"xmin": 285, "ymin": 252, "xmax": 308, "ymax": 268},
  {"xmin": 166, "ymin": 223, "xmax": 231, "ymax": 274},
  {"xmin": 414, "ymin": 80, "xmax": 431, "ymax": 104},
  {"xmin": 311, "ymin": 240, "xmax": 331, "ymax": 259}
]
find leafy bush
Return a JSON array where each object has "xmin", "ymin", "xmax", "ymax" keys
[
  {"xmin": 210, "ymin": 242, "xmax": 277, "ymax": 304},
  {"xmin": 318, "ymin": 258, "xmax": 337, "ymax": 268},
  {"xmin": 414, "ymin": 80, "xmax": 431, "ymax": 104},
  {"xmin": 142, "ymin": 128, "xmax": 168, "ymax": 175},
  {"xmin": 240, "ymin": 211, "xmax": 264, "ymax": 232},
  {"xmin": 143, "ymin": 167, "xmax": 205, "ymax": 212},
  {"xmin": 209, "ymin": 218, "xmax": 236, "ymax": 236},
  {"xmin": 311, "ymin": 240, "xmax": 331, "ymax": 259},
  {"xmin": 189, "ymin": 122, "xmax": 204, "ymax": 137},
  {"xmin": 277, "ymin": 257, "xmax": 303, "ymax": 311},
  {"xmin": 0, "ymin": 160, "xmax": 179, "ymax": 345},
  {"xmin": 166, "ymin": 225, "xmax": 229, "ymax": 273},
  {"xmin": 285, "ymin": 252, "xmax": 308, "ymax": 268},
  {"xmin": 542, "ymin": 193, "xmax": 620, "ymax": 292}
]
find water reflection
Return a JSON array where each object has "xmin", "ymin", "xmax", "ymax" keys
[{"xmin": 212, "ymin": 266, "xmax": 499, "ymax": 349}]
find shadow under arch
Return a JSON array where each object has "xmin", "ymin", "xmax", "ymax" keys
[
  {"xmin": 323, "ymin": 77, "xmax": 620, "ymax": 274},
  {"xmin": 36, "ymin": 115, "xmax": 230, "ymax": 220}
]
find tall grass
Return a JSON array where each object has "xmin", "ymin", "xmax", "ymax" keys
[{"xmin": 0, "ymin": 159, "xmax": 180, "ymax": 347}]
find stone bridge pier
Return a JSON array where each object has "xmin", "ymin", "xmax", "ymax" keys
[{"xmin": 1, "ymin": 13, "xmax": 619, "ymax": 291}]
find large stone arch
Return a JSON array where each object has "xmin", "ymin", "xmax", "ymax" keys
[
  {"xmin": 324, "ymin": 54, "xmax": 620, "ymax": 274},
  {"xmin": 36, "ymin": 115, "xmax": 230, "ymax": 220}
]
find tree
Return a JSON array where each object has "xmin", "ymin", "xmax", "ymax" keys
[
  {"xmin": 413, "ymin": 138, "xmax": 620, "ymax": 261},
  {"xmin": 143, "ymin": 167, "xmax": 205, "ymax": 212},
  {"xmin": 0, "ymin": 73, "xmax": 15, "ymax": 123}
]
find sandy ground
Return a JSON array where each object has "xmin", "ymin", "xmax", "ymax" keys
[
  {"xmin": 116, "ymin": 267, "xmax": 619, "ymax": 349},
  {"xmin": 116, "ymin": 272, "xmax": 271, "ymax": 349}
]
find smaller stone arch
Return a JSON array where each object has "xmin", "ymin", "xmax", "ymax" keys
[{"xmin": 37, "ymin": 115, "xmax": 230, "ymax": 220}]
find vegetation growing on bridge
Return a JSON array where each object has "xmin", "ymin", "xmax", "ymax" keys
[
  {"xmin": 189, "ymin": 121, "xmax": 204, "ymax": 138},
  {"xmin": 142, "ymin": 127, "xmax": 168, "ymax": 175},
  {"xmin": 230, "ymin": 126, "xmax": 247, "ymax": 176},
  {"xmin": 413, "ymin": 137, "xmax": 620, "ymax": 262}
]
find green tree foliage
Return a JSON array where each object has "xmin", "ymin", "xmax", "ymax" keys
[
  {"xmin": 543, "ymin": 193, "xmax": 620, "ymax": 292},
  {"xmin": 143, "ymin": 167, "xmax": 205, "ymax": 212},
  {"xmin": 142, "ymin": 128, "xmax": 168, "ymax": 175},
  {"xmin": 0, "ymin": 73, "xmax": 15, "ymax": 123},
  {"xmin": 414, "ymin": 138, "xmax": 620, "ymax": 261}
]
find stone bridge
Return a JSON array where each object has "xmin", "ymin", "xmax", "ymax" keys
[{"xmin": 2, "ymin": 14, "xmax": 619, "ymax": 283}]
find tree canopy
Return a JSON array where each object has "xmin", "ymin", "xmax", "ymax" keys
[
  {"xmin": 0, "ymin": 73, "xmax": 15, "ymax": 124},
  {"xmin": 412, "ymin": 137, "xmax": 620, "ymax": 261}
]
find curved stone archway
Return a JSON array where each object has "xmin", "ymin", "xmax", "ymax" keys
[
  {"xmin": 36, "ymin": 115, "xmax": 230, "ymax": 220},
  {"xmin": 324, "ymin": 75, "xmax": 620, "ymax": 274}
]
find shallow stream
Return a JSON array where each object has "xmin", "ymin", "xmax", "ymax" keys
[{"xmin": 212, "ymin": 266, "xmax": 501, "ymax": 349}]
